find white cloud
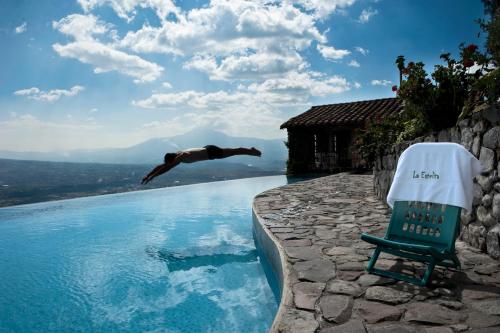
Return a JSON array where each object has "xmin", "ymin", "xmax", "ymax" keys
[
  {"xmin": 57, "ymin": 1, "xmax": 361, "ymax": 83},
  {"xmin": 14, "ymin": 22, "xmax": 27, "ymax": 34},
  {"xmin": 90, "ymin": 108, "xmax": 99, "ymax": 112},
  {"xmin": 132, "ymin": 71, "xmax": 354, "ymax": 139},
  {"xmin": 292, "ymin": 0, "xmax": 357, "ymax": 19},
  {"xmin": 27, "ymin": 0, "xmax": 366, "ymax": 147},
  {"xmin": 247, "ymin": 71, "xmax": 352, "ymax": 97},
  {"xmin": 140, "ymin": 105, "xmax": 286, "ymax": 140},
  {"xmin": 371, "ymin": 79, "xmax": 392, "ymax": 86},
  {"xmin": 14, "ymin": 85, "xmax": 85, "ymax": 102},
  {"xmin": 135, "ymin": 101, "xmax": 287, "ymax": 140},
  {"xmin": 348, "ymin": 60, "xmax": 360, "ymax": 67},
  {"xmin": 353, "ymin": 81, "xmax": 361, "ymax": 88},
  {"xmin": 80, "ymin": 0, "xmax": 356, "ymax": 23},
  {"xmin": 52, "ymin": 14, "xmax": 108, "ymax": 41},
  {"xmin": 52, "ymin": 14, "xmax": 164, "ymax": 83},
  {"xmin": 53, "ymin": 41, "xmax": 164, "ymax": 83},
  {"xmin": 183, "ymin": 51, "xmax": 307, "ymax": 81},
  {"xmin": 133, "ymin": 90, "xmax": 203, "ymax": 109},
  {"xmin": 317, "ymin": 44, "xmax": 350, "ymax": 61},
  {"xmin": 355, "ymin": 46, "xmax": 369, "ymax": 55},
  {"xmin": 359, "ymin": 8, "xmax": 378, "ymax": 23},
  {"xmin": 182, "ymin": 55, "xmax": 218, "ymax": 76},
  {"xmin": 134, "ymin": 72, "xmax": 353, "ymax": 110},
  {"xmin": 137, "ymin": 90, "xmax": 271, "ymax": 110},
  {"xmin": 13, "ymin": 87, "xmax": 40, "ymax": 96},
  {"xmin": 119, "ymin": 1, "xmax": 326, "ymax": 56},
  {"xmin": 78, "ymin": 0, "xmax": 179, "ymax": 23}
]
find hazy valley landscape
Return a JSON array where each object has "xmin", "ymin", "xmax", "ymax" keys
[{"xmin": 0, "ymin": 129, "xmax": 287, "ymax": 207}]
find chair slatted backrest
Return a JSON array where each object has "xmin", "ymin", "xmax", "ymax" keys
[{"xmin": 386, "ymin": 201, "xmax": 462, "ymax": 252}]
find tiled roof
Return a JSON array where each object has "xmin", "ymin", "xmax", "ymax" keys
[{"xmin": 280, "ymin": 98, "xmax": 403, "ymax": 129}]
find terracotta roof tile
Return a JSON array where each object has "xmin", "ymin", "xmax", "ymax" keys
[{"xmin": 280, "ymin": 98, "xmax": 403, "ymax": 128}]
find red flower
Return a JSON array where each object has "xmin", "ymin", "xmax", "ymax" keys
[
  {"xmin": 466, "ymin": 44, "xmax": 478, "ymax": 53},
  {"xmin": 463, "ymin": 59, "xmax": 474, "ymax": 68},
  {"xmin": 402, "ymin": 68, "xmax": 409, "ymax": 75},
  {"xmin": 392, "ymin": 85, "xmax": 398, "ymax": 92}
]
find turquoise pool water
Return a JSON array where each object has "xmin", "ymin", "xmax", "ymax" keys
[{"xmin": 0, "ymin": 176, "xmax": 287, "ymax": 333}]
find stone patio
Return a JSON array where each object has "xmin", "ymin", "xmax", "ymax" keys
[{"xmin": 253, "ymin": 173, "xmax": 500, "ymax": 333}]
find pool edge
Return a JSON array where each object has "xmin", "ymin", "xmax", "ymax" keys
[{"xmin": 252, "ymin": 202, "xmax": 292, "ymax": 333}]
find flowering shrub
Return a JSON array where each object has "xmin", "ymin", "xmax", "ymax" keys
[
  {"xmin": 357, "ymin": 1, "xmax": 499, "ymax": 166},
  {"xmin": 396, "ymin": 43, "xmax": 493, "ymax": 131}
]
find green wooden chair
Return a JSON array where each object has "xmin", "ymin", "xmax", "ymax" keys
[{"xmin": 361, "ymin": 200, "xmax": 461, "ymax": 286}]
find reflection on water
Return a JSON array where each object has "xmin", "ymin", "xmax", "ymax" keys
[
  {"xmin": 149, "ymin": 247, "xmax": 258, "ymax": 272},
  {"xmin": 0, "ymin": 176, "xmax": 287, "ymax": 333}
]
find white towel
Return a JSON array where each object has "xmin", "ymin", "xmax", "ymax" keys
[{"xmin": 387, "ymin": 142, "xmax": 483, "ymax": 212}]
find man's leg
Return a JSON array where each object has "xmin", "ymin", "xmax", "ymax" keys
[{"xmin": 221, "ymin": 147, "xmax": 261, "ymax": 158}]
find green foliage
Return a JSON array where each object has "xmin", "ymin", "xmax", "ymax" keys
[
  {"xmin": 395, "ymin": 104, "xmax": 429, "ymax": 143},
  {"xmin": 396, "ymin": 47, "xmax": 492, "ymax": 130},
  {"xmin": 472, "ymin": 67, "xmax": 500, "ymax": 105},
  {"xmin": 356, "ymin": 116, "xmax": 402, "ymax": 165},
  {"xmin": 472, "ymin": 1, "xmax": 500, "ymax": 107},
  {"xmin": 478, "ymin": 0, "xmax": 500, "ymax": 63},
  {"xmin": 357, "ymin": 1, "xmax": 499, "ymax": 166},
  {"xmin": 488, "ymin": 14, "xmax": 500, "ymax": 63}
]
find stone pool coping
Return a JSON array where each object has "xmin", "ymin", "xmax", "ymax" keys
[
  {"xmin": 252, "ymin": 173, "xmax": 500, "ymax": 333},
  {"xmin": 252, "ymin": 203, "xmax": 292, "ymax": 333}
]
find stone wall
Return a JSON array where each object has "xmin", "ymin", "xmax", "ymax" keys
[{"xmin": 373, "ymin": 103, "xmax": 500, "ymax": 259}]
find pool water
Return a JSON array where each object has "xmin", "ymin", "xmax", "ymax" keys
[{"xmin": 0, "ymin": 176, "xmax": 287, "ymax": 333}]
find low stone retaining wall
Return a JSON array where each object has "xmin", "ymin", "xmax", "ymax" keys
[{"xmin": 373, "ymin": 105, "xmax": 500, "ymax": 259}]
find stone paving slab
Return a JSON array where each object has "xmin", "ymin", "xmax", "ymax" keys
[{"xmin": 253, "ymin": 173, "xmax": 500, "ymax": 333}]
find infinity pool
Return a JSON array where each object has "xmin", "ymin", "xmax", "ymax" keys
[{"xmin": 0, "ymin": 176, "xmax": 287, "ymax": 333}]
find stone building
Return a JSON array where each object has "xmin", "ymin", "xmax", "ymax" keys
[{"xmin": 281, "ymin": 98, "xmax": 403, "ymax": 174}]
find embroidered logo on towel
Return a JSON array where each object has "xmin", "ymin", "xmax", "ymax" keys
[{"xmin": 412, "ymin": 170, "xmax": 440, "ymax": 180}]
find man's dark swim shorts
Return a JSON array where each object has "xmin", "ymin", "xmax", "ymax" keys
[{"xmin": 204, "ymin": 145, "xmax": 224, "ymax": 160}]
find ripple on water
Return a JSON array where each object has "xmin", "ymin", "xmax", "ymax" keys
[{"xmin": 0, "ymin": 176, "xmax": 287, "ymax": 333}]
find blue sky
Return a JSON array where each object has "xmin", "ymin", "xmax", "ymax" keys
[{"xmin": 0, "ymin": 0, "xmax": 485, "ymax": 151}]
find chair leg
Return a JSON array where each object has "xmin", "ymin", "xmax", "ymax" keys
[
  {"xmin": 421, "ymin": 257, "xmax": 436, "ymax": 286},
  {"xmin": 367, "ymin": 247, "xmax": 381, "ymax": 272},
  {"xmin": 450, "ymin": 254, "xmax": 461, "ymax": 268},
  {"xmin": 366, "ymin": 247, "xmax": 438, "ymax": 286}
]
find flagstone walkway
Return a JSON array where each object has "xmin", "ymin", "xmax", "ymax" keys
[{"xmin": 253, "ymin": 173, "xmax": 500, "ymax": 333}]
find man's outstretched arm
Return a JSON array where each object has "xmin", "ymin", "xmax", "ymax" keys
[{"xmin": 141, "ymin": 163, "xmax": 177, "ymax": 184}]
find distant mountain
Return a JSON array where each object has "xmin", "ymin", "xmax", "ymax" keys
[{"xmin": 0, "ymin": 129, "xmax": 288, "ymax": 171}]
